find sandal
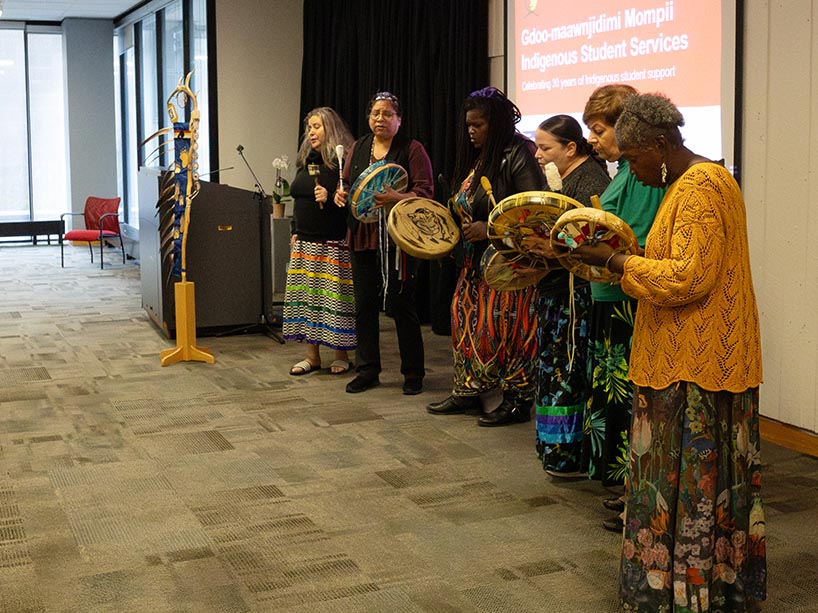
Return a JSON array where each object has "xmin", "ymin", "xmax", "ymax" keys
[
  {"xmin": 329, "ymin": 359, "xmax": 351, "ymax": 375},
  {"xmin": 290, "ymin": 359, "xmax": 320, "ymax": 376}
]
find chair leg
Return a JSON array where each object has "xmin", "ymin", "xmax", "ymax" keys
[
  {"xmin": 88, "ymin": 242, "xmax": 94, "ymax": 264},
  {"xmin": 60, "ymin": 240, "xmax": 64, "ymax": 267},
  {"xmin": 100, "ymin": 240, "xmax": 104, "ymax": 269},
  {"xmin": 119, "ymin": 236, "xmax": 126, "ymax": 265}
]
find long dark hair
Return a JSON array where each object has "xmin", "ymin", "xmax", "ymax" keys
[
  {"xmin": 538, "ymin": 114, "xmax": 607, "ymax": 172},
  {"xmin": 452, "ymin": 87, "xmax": 522, "ymax": 195}
]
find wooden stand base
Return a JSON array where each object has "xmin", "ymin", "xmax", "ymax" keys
[{"xmin": 160, "ymin": 281, "xmax": 215, "ymax": 366}]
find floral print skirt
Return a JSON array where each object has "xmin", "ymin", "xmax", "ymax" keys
[
  {"xmin": 620, "ymin": 383, "xmax": 766, "ymax": 613},
  {"xmin": 582, "ymin": 299, "xmax": 636, "ymax": 486}
]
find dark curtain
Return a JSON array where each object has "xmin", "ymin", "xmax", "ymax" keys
[{"xmin": 300, "ymin": 0, "xmax": 489, "ymax": 332}]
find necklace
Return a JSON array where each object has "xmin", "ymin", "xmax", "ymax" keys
[{"xmin": 371, "ymin": 138, "xmax": 388, "ymax": 163}]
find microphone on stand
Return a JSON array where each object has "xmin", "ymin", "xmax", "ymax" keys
[
  {"xmin": 236, "ymin": 144, "xmax": 268, "ymax": 200},
  {"xmin": 198, "ymin": 166, "xmax": 235, "ymax": 180}
]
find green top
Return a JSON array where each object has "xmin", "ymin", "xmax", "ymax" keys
[{"xmin": 591, "ymin": 159, "xmax": 667, "ymax": 301}]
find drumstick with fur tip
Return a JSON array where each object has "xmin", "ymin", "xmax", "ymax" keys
[
  {"xmin": 480, "ymin": 176, "xmax": 498, "ymax": 210},
  {"xmin": 544, "ymin": 162, "xmax": 563, "ymax": 192},
  {"xmin": 335, "ymin": 145, "xmax": 345, "ymax": 197}
]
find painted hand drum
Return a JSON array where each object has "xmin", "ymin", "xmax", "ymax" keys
[
  {"xmin": 349, "ymin": 160, "xmax": 409, "ymax": 223},
  {"xmin": 550, "ymin": 207, "xmax": 640, "ymax": 284},
  {"xmin": 387, "ymin": 197, "xmax": 460, "ymax": 259},
  {"xmin": 487, "ymin": 191, "xmax": 583, "ymax": 266},
  {"xmin": 480, "ymin": 244, "xmax": 549, "ymax": 291}
]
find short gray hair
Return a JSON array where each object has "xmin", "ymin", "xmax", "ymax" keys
[{"xmin": 614, "ymin": 93, "xmax": 684, "ymax": 150}]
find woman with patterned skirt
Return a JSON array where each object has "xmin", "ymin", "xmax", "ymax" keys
[
  {"xmin": 573, "ymin": 93, "xmax": 766, "ymax": 613},
  {"xmin": 426, "ymin": 87, "xmax": 545, "ymax": 426},
  {"xmin": 581, "ymin": 85, "xmax": 666, "ymax": 530},
  {"xmin": 529, "ymin": 114, "xmax": 610, "ymax": 474},
  {"xmin": 284, "ymin": 107, "xmax": 356, "ymax": 375}
]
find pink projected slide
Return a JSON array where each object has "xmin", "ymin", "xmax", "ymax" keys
[{"xmin": 512, "ymin": 0, "xmax": 723, "ymax": 151}]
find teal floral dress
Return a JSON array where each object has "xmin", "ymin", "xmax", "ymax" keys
[
  {"xmin": 620, "ymin": 383, "xmax": 766, "ymax": 612},
  {"xmin": 582, "ymin": 299, "xmax": 636, "ymax": 485}
]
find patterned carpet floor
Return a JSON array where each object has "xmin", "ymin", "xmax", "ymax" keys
[{"xmin": 0, "ymin": 243, "xmax": 816, "ymax": 612}]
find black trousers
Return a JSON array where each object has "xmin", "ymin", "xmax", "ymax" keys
[{"xmin": 351, "ymin": 248, "xmax": 425, "ymax": 380}]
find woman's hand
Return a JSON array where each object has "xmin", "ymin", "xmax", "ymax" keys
[
  {"xmin": 373, "ymin": 186, "xmax": 404, "ymax": 209},
  {"xmin": 511, "ymin": 264, "xmax": 543, "ymax": 277},
  {"xmin": 521, "ymin": 234, "xmax": 557, "ymax": 259},
  {"xmin": 334, "ymin": 188, "xmax": 348, "ymax": 208},
  {"xmin": 572, "ymin": 241, "xmax": 615, "ymax": 267},
  {"xmin": 462, "ymin": 220, "xmax": 488, "ymax": 242},
  {"xmin": 314, "ymin": 184, "xmax": 328, "ymax": 205}
]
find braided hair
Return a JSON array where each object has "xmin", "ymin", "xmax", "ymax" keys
[{"xmin": 452, "ymin": 87, "xmax": 522, "ymax": 196}]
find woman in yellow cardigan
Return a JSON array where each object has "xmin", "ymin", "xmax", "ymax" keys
[{"xmin": 572, "ymin": 93, "xmax": 766, "ymax": 613}]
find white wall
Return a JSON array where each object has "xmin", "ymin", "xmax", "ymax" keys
[
  {"xmin": 62, "ymin": 19, "xmax": 119, "ymax": 214},
  {"xmin": 744, "ymin": 0, "xmax": 818, "ymax": 434},
  {"xmin": 214, "ymin": 0, "xmax": 303, "ymax": 213}
]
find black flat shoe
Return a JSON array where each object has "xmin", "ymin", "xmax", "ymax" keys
[
  {"xmin": 602, "ymin": 516, "xmax": 624, "ymax": 532},
  {"xmin": 402, "ymin": 377, "xmax": 424, "ymax": 395},
  {"xmin": 345, "ymin": 375, "xmax": 380, "ymax": 394},
  {"xmin": 477, "ymin": 398, "xmax": 532, "ymax": 427},
  {"xmin": 426, "ymin": 394, "xmax": 482, "ymax": 415},
  {"xmin": 603, "ymin": 497, "xmax": 625, "ymax": 512}
]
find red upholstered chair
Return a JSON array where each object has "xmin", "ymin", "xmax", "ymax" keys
[{"xmin": 61, "ymin": 196, "xmax": 125, "ymax": 269}]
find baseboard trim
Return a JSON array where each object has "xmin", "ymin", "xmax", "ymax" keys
[{"xmin": 761, "ymin": 416, "xmax": 818, "ymax": 458}]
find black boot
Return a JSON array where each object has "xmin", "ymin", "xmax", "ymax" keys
[
  {"xmin": 426, "ymin": 394, "xmax": 482, "ymax": 415},
  {"xmin": 477, "ymin": 395, "xmax": 532, "ymax": 427}
]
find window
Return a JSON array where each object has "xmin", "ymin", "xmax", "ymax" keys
[
  {"xmin": 114, "ymin": 0, "xmax": 214, "ymax": 230},
  {"xmin": 0, "ymin": 27, "xmax": 67, "ymax": 225},
  {"xmin": 28, "ymin": 32, "xmax": 68, "ymax": 220},
  {"xmin": 139, "ymin": 14, "xmax": 159, "ymax": 166},
  {"xmin": 0, "ymin": 28, "xmax": 29, "ymax": 222}
]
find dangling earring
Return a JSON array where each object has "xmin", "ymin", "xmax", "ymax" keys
[{"xmin": 661, "ymin": 162, "xmax": 668, "ymax": 185}]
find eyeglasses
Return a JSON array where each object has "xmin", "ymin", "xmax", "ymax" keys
[{"xmin": 370, "ymin": 110, "xmax": 396, "ymax": 120}]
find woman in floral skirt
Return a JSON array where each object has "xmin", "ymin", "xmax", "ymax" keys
[{"xmin": 573, "ymin": 93, "xmax": 766, "ymax": 612}]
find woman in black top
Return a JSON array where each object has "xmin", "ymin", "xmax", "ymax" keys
[
  {"xmin": 283, "ymin": 107, "xmax": 355, "ymax": 375},
  {"xmin": 427, "ymin": 87, "xmax": 545, "ymax": 426},
  {"xmin": 334, "ymin": 92, "xmax": 435, "ymax": 395}
]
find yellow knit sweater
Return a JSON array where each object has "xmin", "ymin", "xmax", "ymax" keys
[{"xmin": 621, "ymin": 162, "xmax": 762, "ymax": 392}]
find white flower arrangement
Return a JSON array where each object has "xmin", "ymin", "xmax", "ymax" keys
[{"xmin": 272, "ymin": 155, "xmax": 290, "ymax": 203}]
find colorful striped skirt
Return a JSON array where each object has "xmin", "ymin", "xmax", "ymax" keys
[
  {"xmin": 534, "ymin": 278, "xmax": 592, "ymax": 473},
  {"xmin": 283, "ymin": 238, "xmax": 356, "ymax": 351}
]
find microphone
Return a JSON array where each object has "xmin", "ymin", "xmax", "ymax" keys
[
  {"xmin": 198, "ymin": 166, "xmax": 235, "ymax": 179},
  {"xmin": 236, "ymin": 144, "xmax": 244, "ymax": 153}
]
